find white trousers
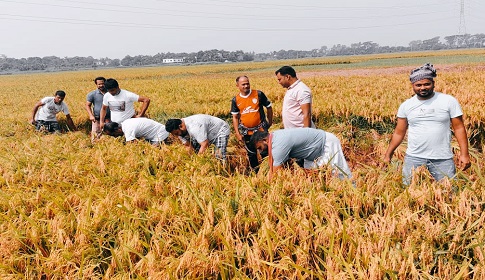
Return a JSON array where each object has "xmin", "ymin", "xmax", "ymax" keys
[{"xmin": 304, "ymin": 132, "xmax": 352, "ymax": 179}]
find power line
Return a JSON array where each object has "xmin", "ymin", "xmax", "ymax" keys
[
  {"xmin": 0, "ymin": 0, "xmax": 458, "ymax": 19},
  {"xmin": 0, "ymin": 12, "xmax": 452, "ymax": 32},
  {"xmin": 22, "ymin": 0, "xmax": 457, "ymax": 12},
  {"xmin": 154, "ymin": 0, "xmax": 457, "ymax": 12},
  {"xmin": 0, "ymin": 0, "xmax": 457, "ymax": 24}
]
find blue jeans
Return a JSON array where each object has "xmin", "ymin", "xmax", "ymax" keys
[{"xmin": 402, "ymin": 155, "xmax": 456, "ymax": 185}]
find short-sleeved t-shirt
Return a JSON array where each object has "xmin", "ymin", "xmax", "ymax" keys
[
  {"xmin": 121, "ymin": 117, "xmax": 169, "ymax": 143},
  {"xmin": 397, "ymin": 92, "xmax": 463, "ymax": 159},
  {"xmin": 180, "ymin": 114, "xmax": 230, "ymax": 144},
  {"xmin": 271, "ymin": 128, "xmax": 326, "ymax": 167},
  {"xmin": 102, "ymin": 89, "xmax": 139, "ymax": 124},
  {"xmin": 282, "ymin": 80, "xmax": 315, "ymax": 128},
  {"xmin": 87, "ymin": 89, "xmax": 110, "ymax": 120},
  {"xmin": 36, "ymin": 97, "xmax": 70, "ymax": 122},
  {"xmin": 231, "ymin": 89, "xmax": 271, "ymax": 129}
]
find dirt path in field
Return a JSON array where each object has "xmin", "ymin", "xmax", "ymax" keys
[{"xmin": 298, "ymin": 64, "xmax": 485, "ymax": 78}]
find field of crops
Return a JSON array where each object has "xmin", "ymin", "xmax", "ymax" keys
[{"xmin": 1, "ymin": 49, "xmax": 485, "ymax": 279}]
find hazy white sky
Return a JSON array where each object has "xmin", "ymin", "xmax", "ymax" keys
[{"xmin": 0, "ymin": 0, "xmax": 484, "ymax": 59}]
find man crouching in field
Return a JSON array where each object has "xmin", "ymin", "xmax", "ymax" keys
[
  {"xmin": 103, "ymin": 118, "xmax": 170, "ymax": 146},
  {"xmin": 165, "ymin": 114, "xmax": 230, "ymax": 162},
  {"xmin": 250, "ymin": 128, "xmax": 352, "ymax": 180},
  {"xmin": 30, "ymin": 90, "xmax": 76, "ymax": 133}
]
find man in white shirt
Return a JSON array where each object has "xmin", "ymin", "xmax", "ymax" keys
[
  {"xmin": 165, "ymin": 114, "xmax": 230, "ymax": 161},
  {"xmin": 30, "ymin": 90, "xmax": 76, "ymax": 133},
  {"xmin": 275, "ymin": 66, "xmax": 315, "ymax": 128},
  {"xmin": 99, "ymin": 78, "xmax": 150, "ymax": 129},
  {"xmin": 383, "ymin": 63, "xmax": 471, "ymax": 185},
  {"xmin": 103, "ymin": 118, "xmax": 169, "ymax": 146}
]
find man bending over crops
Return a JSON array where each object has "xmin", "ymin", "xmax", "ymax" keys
[
  {"xmin": 103, "ymin": 117, "xmax": 169, "ymax": 146},
  {"xmin": 231, "ymin": 75, "xmax": 273, "ymax": 172},
  {"xmin": 85, "ymin": 77, "xmax": 111, "ymax": 141},
  {"xmin": 250, "ymin": 128, "xmax": 352, "ymax": 180},
  {"xmin": 165, "ymin": 114, "xmax": 230, "ymax": 161},
  {"xmin": 383, "ymin": 63, "xmax": 471, "ymax": 185},
  {"xmin": 30, "ymin": 90, "xmax": 76, "ymax": 133},
  {"xmin": 99, "ymin": 78, "xmax": 150, "ymax": 130}
]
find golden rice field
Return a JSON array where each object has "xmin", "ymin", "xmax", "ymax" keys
[{"xmin": 1, "ymin": 49, "xmax": 485, "ymax": 279}]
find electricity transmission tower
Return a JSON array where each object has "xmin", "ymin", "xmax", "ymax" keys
[{"xmin": 458, "ymin": 0, "xmax": 466, "ymax": 35}]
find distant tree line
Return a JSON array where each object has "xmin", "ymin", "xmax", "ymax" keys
[{"xmin": 1, "ymin": 33, "xmax": 484, "ymax": 73}]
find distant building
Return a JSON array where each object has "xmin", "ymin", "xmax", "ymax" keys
[{"xmin": 162, "ymin": 58, "xmax": 184, "ymax": 64}]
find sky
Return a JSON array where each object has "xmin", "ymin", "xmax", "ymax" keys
[{"xmin": 0, "ymin": 0, "xmax": 484, "ymax": 59}]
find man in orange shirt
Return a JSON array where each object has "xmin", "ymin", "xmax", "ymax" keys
[{"xmin": 231, "ymin": 75, "xmax": 273, "ymax": 172}]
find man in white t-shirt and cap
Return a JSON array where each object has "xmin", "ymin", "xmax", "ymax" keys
[
  {"xmin": 103, "ymin": 117, "xmax": 169, "ymax": 146},
  {"xmin": 383, "ymin": 63, "xmax": 471, "ymax": 185},
  {"xmin": 165, "ymin": 114, "xmax": 230, "ymax": 161},
  {"xmin": 99, "ymin": 78, "xmax": 150, "ymax": 130},
  {"xmin": 30, "ymin": 90, "xmax": 76, "ymax": 133}
]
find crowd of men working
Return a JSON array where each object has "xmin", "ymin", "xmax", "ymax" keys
[{"xmin": 30, "ymin": 64, "xmax": 471, "ymax": 184}]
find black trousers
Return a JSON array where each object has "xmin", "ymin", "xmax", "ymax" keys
[{"xmin": 243, "ymin": 134, "xmax": 267, "ymax": 171}]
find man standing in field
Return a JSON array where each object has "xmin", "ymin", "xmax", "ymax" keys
[
  {"xmin": 383, "ymin": 63, "xmax": 471, "ymax": 185},
  {"xmin": 250, "ymin": 128, "xmax": 352, "ymax": 180},
  {"xmin": 102, "ymin": 118, "xmax": 170, "ymax": 146},
  {"xmin": 231, "ymin": 75, "xmax": 273, "ymax": 172},
  {"xmin": 275, "ymin": 66, "xmax": 315, "ymax": 128},
  {"xmin": 85, "ymin": 77, "xmax": 111, "ymax": 141},
  {"xmin": 30, "ymin": 90, "xmax": 76, "ymax": 133},
  {"xmin": 165, "ymin": 114, "xmax": 231, "ymax": 161},
  {"xmin": 99, "ymin": 78, "xmax": 150, "ymax": 130}
]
